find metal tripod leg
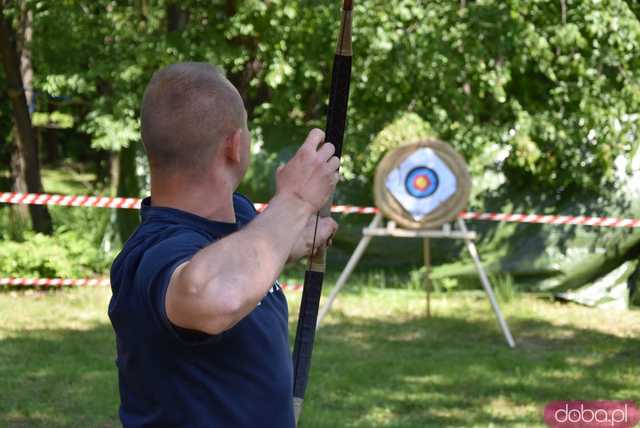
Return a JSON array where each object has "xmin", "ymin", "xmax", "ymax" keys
[
  {"xmin": 457, "ymin": 219, "xmax": 516, "ymax": 348},
  {"xmin": 316, "ymin": 213, "xmax": 383, "ymax": 329}
]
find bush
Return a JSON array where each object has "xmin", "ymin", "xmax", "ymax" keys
[
  {"xmin": 0, "ymin": 231, "xmax": 113, "ymax": 278},
  {"xmin": 354, "ymin": 112, "xmax": 436, "ymax": 184}
]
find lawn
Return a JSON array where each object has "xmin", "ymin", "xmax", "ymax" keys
[{"xmin": 0, "ymin": 286, "xmax": 639, "ymax": 428}]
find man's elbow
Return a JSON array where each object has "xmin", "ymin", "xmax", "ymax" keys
[
  {"xmin": 167, "ymin": 294, "xmax": 242, "ymax": 336},
  {"xmin": 166, "ymin": 272, "xmax": 249, "ymax": 335},
  {"xmin": 197, "ymin": 288, "xmax": 246, "ymax": 335},
  {"xmin": 167, "ymin": 268, "xmax": 245, "ymax": 336}
]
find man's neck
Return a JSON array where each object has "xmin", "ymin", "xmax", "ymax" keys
[{"xmin": 150, "ymin": 177, "xmax": 237, "ymax": 223}]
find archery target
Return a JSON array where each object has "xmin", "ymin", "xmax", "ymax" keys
[
  {"xmin": 405, "ymin": 167, "xmax": 439, "ymax": 198},
  {"xmin": 374, "ymin": 140, "xmax": 471, "ymax": 230}
]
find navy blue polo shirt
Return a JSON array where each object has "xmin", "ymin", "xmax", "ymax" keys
[{"xmin": 108, "ymin": 194, "xmax": 294, "ymax": 428}]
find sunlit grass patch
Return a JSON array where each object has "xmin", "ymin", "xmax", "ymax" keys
[{"xmin": 0, "ymin": 286, "xmax": 639, "ymax": 427}]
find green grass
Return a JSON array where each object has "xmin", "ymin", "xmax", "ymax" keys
[{"xmin": 1, "ymin": 286, "xmax": 638, "ymax": 428}]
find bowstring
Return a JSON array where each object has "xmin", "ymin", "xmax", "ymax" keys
[{"xmin": 307, "ymin": 211, "xmax": 321, "ymax": 270}]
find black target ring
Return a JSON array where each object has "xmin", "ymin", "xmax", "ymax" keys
[{"xmin": 404, "ymin": 166, "xmax": 439, "ymax": 199}]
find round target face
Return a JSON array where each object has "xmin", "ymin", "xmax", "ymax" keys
[
  {"xmin": 383, "ymin": 148, "xmax": 458, "ymax": 221},
  {"xmin": 374, "ymin": 139, "xmax": 472, "ymax": 230},
  {"xmin": 405, "ymin": 167, "xmax": 439, "ymax": 199}
]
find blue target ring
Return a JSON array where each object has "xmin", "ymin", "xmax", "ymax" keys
[{"xmin": 405, "ymin": 167, "xmax": 439, "ymax": 199}]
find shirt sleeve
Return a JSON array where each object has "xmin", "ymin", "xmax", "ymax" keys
[{"xmin": 135, "ymin": 231, "xmax": 221, "ymax": 346}]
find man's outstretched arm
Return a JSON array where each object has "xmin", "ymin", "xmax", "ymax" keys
[{"xmin": 165, "ymin": 129, "xmax": 339, "ymax": 336}]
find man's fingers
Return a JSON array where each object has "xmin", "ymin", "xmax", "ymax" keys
[
  {"xmin": 325, "ymin": 225, "xmax": 338, "ymax": 248},
  {"xmin": 317, "ymin": 142, "xmax": 336, "ymax": 162},
  {"xmin": 301, "ymin": 128, "xmax": 325, "ymax": 153},
  {"xmin": 319, "ymin": 218, "xmax": 338, "ymax": 240},
  {"xmin": 325, "ymin": 156, "xmax": 340, "ymax": 174},
  {"xmin": 279, "ymin": 128, "xmax": 342, "ymax": 213},
  {"xmin": 305, "ymin": 218, "xmax": 338, "ymax": 256},
  {"xmin": 330, "ymin": 171, "xmax": 340, "ymax": 186}
]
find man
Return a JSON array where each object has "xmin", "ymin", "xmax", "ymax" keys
[{"xmin": 109, "ymin": 62, "xmax": 339, "ymax": 427}]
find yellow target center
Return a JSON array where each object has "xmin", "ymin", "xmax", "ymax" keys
[{"xmin": 414, "ymin": 176, "xmax": 429, "ymax": 190}]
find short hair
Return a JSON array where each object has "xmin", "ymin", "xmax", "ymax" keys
[{"xmin": 140, "ymin": 62, "xmax": 245, "ymax": 176}]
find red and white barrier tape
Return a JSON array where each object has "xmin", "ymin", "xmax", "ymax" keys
[
  {"xmin": 0, "ymin": 192, "xmax": 379, "ymax": 215},
  {"xmin": 0, "ymin": 192, "xmax": 142, "ymax": 209},
  {"xmin": 1, "ymin": 191, "xmax": 639, "ymax": 228},
  {"xmin": 0, "ymin": 277, "xmax": 304, "ymax": 291},
  {"xmin": 0, "ymin": 277, "xmax": 110, "ymax": 287},
  {"xmin": 253, "ymin": 202, "xmax": 379, "ymax": 215},
  {"xmin": 459, "ymin": 211, "xmax": 640, "ymax": 228}
]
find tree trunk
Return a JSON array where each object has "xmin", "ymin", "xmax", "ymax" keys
[
  {"xmin": 109, "ymin": 151, "xmax": 119, "ymax": 196},
  {"xmin": 115, "ymin": 143, "xmax": 140, "ymax": 243},
  {"xmin": 18, "ymin": 2, "xmax": 34, "ymax": 114},
  {"xmin": 0, "ymin": 2, "xmax": 52, "ymax": 234},
  {"xmin": 166, "ymin": 2, "xmax": 189, "ymax": 33},
  {"xmin": 93, "ymin": 149, "xmax": 109, "ymax": 187}
]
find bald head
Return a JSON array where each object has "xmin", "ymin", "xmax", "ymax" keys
[{"xmin": 141, "ymin": 63, "xmax": 246, "ymax": 176}]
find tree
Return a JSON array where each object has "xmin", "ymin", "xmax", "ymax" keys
[
  {"xmin": 0, "ymin": 0, "xmax": 51, "ymax": 234},
  {"xmin": 24, "ymin": 0, "xmax": 640, "ymax": 204}
]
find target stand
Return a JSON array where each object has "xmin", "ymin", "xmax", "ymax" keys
[{"xmin": 317, "ymin": 140, "xmax": 516, "ymax": 348}]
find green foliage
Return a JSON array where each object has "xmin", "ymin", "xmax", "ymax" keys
[
  {"xmin": 31, "ymin": 112, "xmax": 74, "ymax": 129},
  {"xmin": 237, "ymin": 129, "xmax": 281, "ymax": 202},
  {"xmin": 408, "ymin": 266, "xmax": 426, "ymax": 291},
  {"xmin": 357, "ymin": 113, "xmax": 436, "ymax": 182},
  {"xmin": 409, "ymin": 266, "xmax": 462, "ymax": 292},
  {"xmin": 348, "ymin": 0, "xmax": 640, "ymax": 194},
  {"xmin": 491, "ymin": 273, "xmax": 518, "ymax": 303},
  {"xmin": 19, "ymin": 0, "xmax": 640, "ymax": 200},
  {"xmin": 0, "ymin": 185, "xmax": 115, "ymax": 279},
  {"xmin": 82, "ymin": 113, "xmax": 139, "ymax": 151},
  {"xmin": 2, "ymin": 208, "xmax": 30, "ymax": 242},
  {"xmin": 0, "ymin": 231, "xmax": 111, "ymax": 278},
  {"xmin": 436, "ymin": 277, "xmax": 461, "ymax": 292}
]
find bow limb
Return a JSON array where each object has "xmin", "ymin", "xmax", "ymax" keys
[{"xmin": 292, "ymin": 1, "xmax": 353, "ymax": 425}]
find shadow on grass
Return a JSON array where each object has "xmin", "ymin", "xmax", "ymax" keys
[
  {"xmin": 297, "ymin": 311, "xmax": 640, "ymax": 428},
  {"xmin": 0, "ymin": 325, "xmax": 118, "ymax": 428}
]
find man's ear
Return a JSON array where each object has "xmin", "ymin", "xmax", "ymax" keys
[{"xmin": 224, "ymin": 128, "xmax": 243, "ymax": 163}]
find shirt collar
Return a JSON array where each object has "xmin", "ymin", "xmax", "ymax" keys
[{"xmin": 140, "ymin": 197, "xmax": 240, "ymax": 237}]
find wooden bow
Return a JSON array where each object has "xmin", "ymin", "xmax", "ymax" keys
[{"xmin": 291, "ymin": 1, "xmax": 353, "ymax": 425}]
